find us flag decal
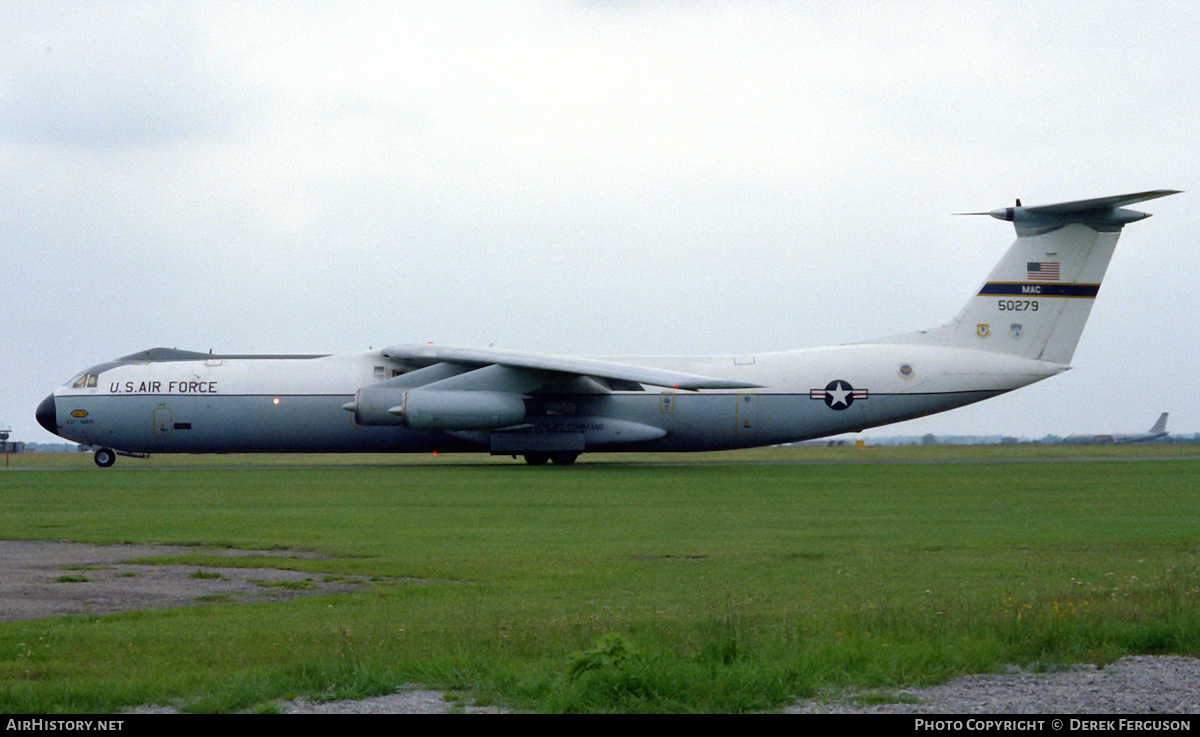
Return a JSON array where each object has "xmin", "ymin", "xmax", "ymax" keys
[{"xmin": 1027, "ymin": 261, "xmax": 1060, "ymax": 281}]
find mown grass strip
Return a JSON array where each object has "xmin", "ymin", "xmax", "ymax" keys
[{"xmin": 1, "ymin": 450, "xmax": 1198, "ymax": 712}]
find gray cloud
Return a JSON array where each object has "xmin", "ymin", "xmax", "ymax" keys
[{"xmin": 3, "ymin": 1, "xmax": 1196, "ymax": 443}]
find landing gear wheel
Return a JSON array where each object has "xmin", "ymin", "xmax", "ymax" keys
[
  {"xmin": 549, "ymin": 452, "xmax": 579, "ymax": 466},
  {"xmin": 523, "ymin": 452, "xmax": 550, "ymax": 466},
  {"xmin": 93, "ymin": 448, "xmax": 116, "ymax": 468}
]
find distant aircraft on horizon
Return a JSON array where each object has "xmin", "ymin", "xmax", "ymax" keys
[
  {"xmin": 36, "ymin": 189, "xmax": 1179, "ymax": 467},
  {"xmin": 1063, "ymin": 412, "xmax": 1171, "ymax": 445}
]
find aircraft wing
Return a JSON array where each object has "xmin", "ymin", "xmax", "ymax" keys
[{"xmin": 379, "ymin": 343, "xmax": 760, "ymax": 391}]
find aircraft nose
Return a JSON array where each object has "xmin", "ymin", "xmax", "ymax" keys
[{"xmin": 36, "ymin": 394, "xmax": 60, "ymax": 437}]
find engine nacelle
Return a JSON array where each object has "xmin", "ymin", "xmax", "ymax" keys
[
  {"xmin": 345, "ymin": 387, "xmax": 407, "ymax": 426},
  {"xmin": 346, "ymin": 388, "xmax": 526, "ymax": 431},
  {"xmin": 400, "ymin": 389, "xmax": 527, "ymax": 430}
]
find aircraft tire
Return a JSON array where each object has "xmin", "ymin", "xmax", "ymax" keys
[
  {"xmin": 523, "ymin": 452, "xmax": 550, "ymax": 466},
  {"xmin": 549, "ymin": 452, "xmax": 579, "ymax": 465},
  {"xmin": 93, "ymin": 448, "xmax": 116, "ymax": 468}
]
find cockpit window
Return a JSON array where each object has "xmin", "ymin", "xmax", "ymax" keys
[{"xmin": 69, "ymin": 374, "xmax": 99, "ymax": 389}]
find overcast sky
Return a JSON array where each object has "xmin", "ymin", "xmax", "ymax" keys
[{"xmin": 3, "ymin": 1, "xmax": 1196, "ymax": 445}]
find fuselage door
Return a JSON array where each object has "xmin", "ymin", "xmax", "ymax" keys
[{"xmin": 153, "ymin": 407, "xmax": 173, "ymax": 437}]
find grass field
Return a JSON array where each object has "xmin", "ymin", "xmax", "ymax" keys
[{"xmin": 2, "ymin": 445, "xmax": 1199, "ymax": 713}]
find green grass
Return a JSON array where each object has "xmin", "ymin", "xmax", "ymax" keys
[
  {"xmin": 2, "ymin": 446, "xmax": 1199, "ymax": 712},
  {"xmin": 52, "ymin": 575, "xmax": 90, "ymax": 584},
  {"xmin": 7, "ymin": 441, "xmax": 1199, "ymax": 469}
]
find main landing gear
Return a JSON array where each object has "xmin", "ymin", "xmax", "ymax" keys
[{"xmin": 522, "ymin": 451, "xmax": 579, "ymax": 466}]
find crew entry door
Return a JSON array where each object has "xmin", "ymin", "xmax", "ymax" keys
[{"xmin": 153, "ymin": 407, "xmax": 172, "ymax": 437}]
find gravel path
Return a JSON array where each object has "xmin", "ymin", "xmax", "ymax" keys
[
  {"xmin": 279, "ymin": 691, "xmax": 500, "ymax": 714},
  {"xmin": 0, "ymin": 540, "xmax": 372, "ymax": 621},
  {"xmin": 787, "ymin": 656, "xmax": 1200, "ymax": 714},
  {"xmin": 125, "ymin": 690, "xmax": 501, "ymax": 714}
]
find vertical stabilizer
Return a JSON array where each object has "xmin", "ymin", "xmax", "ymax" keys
[
  {"xmin": 1149, "ymin": 412, "xmax": 1169, "ymax": 435},
  {"xmin": 873, "ymin": 190, "xmax": 1179, "ymax": 366}
]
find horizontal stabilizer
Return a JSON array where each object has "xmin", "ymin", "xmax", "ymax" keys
[{"xmin": 964, "ymin": 189, "xmax": 1181, "ymax": 236}]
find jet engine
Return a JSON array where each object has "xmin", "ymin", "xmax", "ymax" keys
[{"xmin": 345, "ymin": 387, "xmax": 526, "ymax": 431}]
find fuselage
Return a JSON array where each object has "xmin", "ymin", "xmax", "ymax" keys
[{"xmin": 37, "ymin": 344, "xmax": 1062, "ymax": 457}]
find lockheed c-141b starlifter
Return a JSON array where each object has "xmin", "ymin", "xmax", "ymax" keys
[{"xmin": 37, "ymin": 190, "xmax": 1179, "ymax": 466}]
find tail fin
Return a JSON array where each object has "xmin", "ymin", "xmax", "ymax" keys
[
  {"xmin": 1149, "ymin": 412, "xmax": 1169, "ymax": 435},
  {"xmin": 875, "ymin": 190, "xmax": 1179, "ymax": 365}
]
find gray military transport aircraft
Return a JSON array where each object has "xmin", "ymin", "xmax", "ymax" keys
[
  {"xmin": 1063, "ymin": 412, "xmax": 1171, "ymax": 445},
  {"xmin": 37, "ymin": 190, "xmax": 1178, "ymax": 467}
]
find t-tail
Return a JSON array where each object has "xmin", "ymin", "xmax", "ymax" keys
[{"xmin": 875, "ymin": 190, "xmax": 1180, "ymax": 366}]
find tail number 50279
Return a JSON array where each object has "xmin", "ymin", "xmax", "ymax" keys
[{"xmin": 998, "ymin": 300, "xmax": 1039, "ymax": 312}]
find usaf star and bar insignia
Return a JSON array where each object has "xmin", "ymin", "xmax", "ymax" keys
[{"xmin": 810, "ymin": 380, "xmax": 868, "ymax": 411}]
